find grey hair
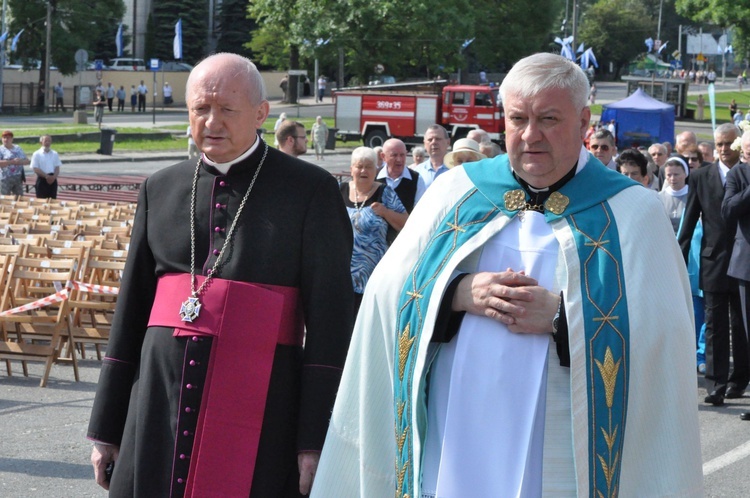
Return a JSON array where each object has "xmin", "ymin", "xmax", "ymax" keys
[
  {"xmin": 648, "ymin": 143, "xmax": 667, "ymax": 154},
  {"xmin": 186, "ymin": 53, "xmax": 267, "ymax": 106},
  {"xmin": 351, "ymin": 146, "xmax": 378, "ymax": 166},
  {"xmin": 500, "ymin": 53, "xmax": 590, "ymax": 112},
  {"xmin": 412, "ymin": 146, "xmax": 426, "ymax": 158},
  {"xmin": 715, "ymin": 122, "xmax": 740, "ymax": 137}
]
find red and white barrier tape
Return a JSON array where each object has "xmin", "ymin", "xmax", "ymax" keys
[{"xmin": 0, "ymin": 281, "xmax": 119, "ymax": 317}]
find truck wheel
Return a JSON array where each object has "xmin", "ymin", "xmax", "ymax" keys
[{"xmin": 364, "ymin": 130, "xmax": 388, "ymax": 148}]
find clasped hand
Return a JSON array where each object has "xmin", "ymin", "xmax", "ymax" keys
[{"xmin": 451, "ymin": 270, "xmax": 560, "ymax": 334}]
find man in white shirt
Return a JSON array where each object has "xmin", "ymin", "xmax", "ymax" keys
[
  {"xmin": 137, "ymin": 80, "xmax": 148, "ymax": 112},
  {"xmin": 30, "ymin": 135, "xmax": 61, "ymax": 199},
  {"xmin": 163, "ymin": 82, "xmax": 173, "ymax": 105},
  {"xmin": 377, "ymin": 138, "xmax": 426, "ymax": 212},
  {"xmin": 413, "ymin": 125, "xmax": 450, "ymax": 189},
  {"xmin": 106, "ymin": 83, "xmax": 116, "ymax": 111}
]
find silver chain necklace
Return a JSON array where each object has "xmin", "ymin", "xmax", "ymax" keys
[
  {"xmin": 351, "ymin": 183, "xmax": 374, "ymax": 232},
  {"xmin": 179, "ymin": 143, "xmax": 269, "ymax": 322}
]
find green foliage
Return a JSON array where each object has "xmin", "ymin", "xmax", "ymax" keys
[
  {"xmin": 149, "ymin": 0, "xmax": 208, "ymax": 65},
  {"xmin": 249, "ymin": 0, "xmax": 561, "ymax": 82},
  {"xmin": 216, "ymin": 0, "xmax": 257, "ymax": 58},
  {"xmin": 472, "ymin": 0, "xmax": 562, "ymax": 72},
  {"xmin": 578, "ymin": 0, "xmax": 655, "ymax": 77},
  {"xmin": 676, "ymin": 0, "xmax": 750, "ymax": 60},
  {"xmin": 6, "ymin": 0, "xmax": 126, "ymax": 78}
]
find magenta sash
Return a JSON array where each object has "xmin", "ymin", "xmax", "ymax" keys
[{"xmin": 148, "ymin": 273, "xmax": 303, "ymax": 497}]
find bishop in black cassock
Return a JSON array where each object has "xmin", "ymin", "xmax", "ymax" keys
[{"xmin": 88, "ymin": 53, "xmax": 354, "ymax": 497}]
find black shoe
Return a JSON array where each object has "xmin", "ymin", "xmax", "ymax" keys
[
  {"xmin": 740, "ymin": 412, "xmax": 750, "ymax": 421},
  {"xmin": 726, "ymin": 387, "xmax": 745, "ymax": 399},
  {"xmin": 704, "ymin": 391, "xmax": 725, "ymax": 406}
]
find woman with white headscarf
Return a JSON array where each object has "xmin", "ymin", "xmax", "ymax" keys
[{"xmin": 658, "ymin": 156, "xmax": 689, "ymax": 234}]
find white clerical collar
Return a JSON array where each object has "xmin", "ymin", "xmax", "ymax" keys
[
  {"xmin": 202, "ymin": 138, "xmax": 260, "ymax": 174},
  {"xmin": 377, "ymin": 167, "xmax": 413, "ymax": 181}
]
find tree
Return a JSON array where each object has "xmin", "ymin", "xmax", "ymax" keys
[
  {"xmin": 216, "ymin": 0, "xmax": 257, "ymax": 58},
  {"xmin": 6, "ymin": 0, "xmax": 126, "ymax": 79},
  {"xmin": 149, "ymin": 0, "xmax": 208, "ymax": 65},
  {"xmin": 676, "ymin": 0, "xmax": 750, "ymax": 62},
  {"xmin": 471, "ymin": 0, "xmax": 562, "ymax": 72},
  {"xmin": 251, "ymin": 0, "xmax": 482, "ymax": 85},
  {"xmin": 578, "ymin": 0, "xmax": 656, "ymax": 77}
]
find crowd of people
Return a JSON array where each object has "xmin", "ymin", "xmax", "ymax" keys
[
  {"xmin": 81, "ymin": 52, "xmax": 728, "ymax": 498},
  {"xmin": 581, "ymin": 114, "xmax": 750, "ymax": 422}
]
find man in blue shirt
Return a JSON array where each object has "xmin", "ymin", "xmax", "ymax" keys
[{"xmin": 414, "ymin": 125, "xmax": 450, "ymax": 189}]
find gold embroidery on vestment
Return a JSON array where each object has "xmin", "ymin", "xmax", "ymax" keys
[
  {"xmin": 545, "ymin": 191, "xmax": 569, "ymax": 214},
  {"xmin": 398, "ymin": 325, "xmax": 415, "ymax": 381},
  {"xmin": 504, "ymin": 189, "xmax": 526, "ymax": 211}
]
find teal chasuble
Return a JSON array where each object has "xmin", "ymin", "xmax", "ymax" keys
[{"xmin": 393, "ymin": 153, "xmax": 638, "ymax": 498}]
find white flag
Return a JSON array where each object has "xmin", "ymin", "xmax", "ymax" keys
[
  {"xmin": 115, "ymin": 23, "xmax": 124, "ymax": 58},
  {"xmin": 11, "ymin": 29, "xmax": 23, "ymax": 52},
  {"xmin": 173, "ymin": 19, "xmax": 183, "ymax": 60}
]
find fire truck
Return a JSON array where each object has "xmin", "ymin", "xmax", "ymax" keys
[{"xmin": 333, "ymin": 83, "xmax": 505, "ymax": 148}]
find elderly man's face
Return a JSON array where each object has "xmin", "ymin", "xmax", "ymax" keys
[
  {"xmin": 383, "ymin": 141, "xmax": 407, "ymax": 178},
  {"xmin": 589, "ymin": 137, "xmax": 615, "ymax": 165},
  {"xmin": 648, "ymin": 146, "xmax": 668, "ymax": 167},
  {"xmin": 188, "ymin": 61, "xmax": 269, "ymax": 163},
  {"xmin": 504, "ymin": 87, "xmax": 589, "ymax": 187},
  {"xmin": 741, "ymin": 138, "xmax": 750, "ymax": 163},
  {"xmin": 41, "ymin": 136, "xmax": 52, "ymax": 151},
  {"xmin": 675, "ymin": 132, "xmax": 697, "ymax": 154},
  {"xmin": 714, "ymin": 130, "xmax": 741, "ymax": 167}
]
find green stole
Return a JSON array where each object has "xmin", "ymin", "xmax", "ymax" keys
[{"xmin": 393, "ymin": 154, "xmax": 637, "ymax": 497}]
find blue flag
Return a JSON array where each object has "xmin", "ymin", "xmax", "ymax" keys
[
  {"xmin": 0, "ymin": 30, "xmax": 8, "ymax": 45},
  {"xmin": 115, "ymin": 23, "xmax": 124, "ymax": 57},
  {"xmin": 173, "ymin": 19, "xmax": 182, "ymax": 60},
  {"xmin": 11, "ymin": 29, "xmax": 23, "ymax": 52}
]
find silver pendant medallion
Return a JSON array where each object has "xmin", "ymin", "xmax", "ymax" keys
[{"xmin": 180, "ymin": 296, "xmax": 202, "ymax": 322}]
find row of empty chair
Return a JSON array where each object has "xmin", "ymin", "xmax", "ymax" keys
[{"xmin": 0, "ymin": 195, "xmax": 135, "ymax": 386}]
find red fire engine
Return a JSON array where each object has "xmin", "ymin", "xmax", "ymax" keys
[{"xmin": 333, "ymin": 83, "xmax": 505, "ymax": 148}]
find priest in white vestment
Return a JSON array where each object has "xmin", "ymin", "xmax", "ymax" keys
[{"xmin": 311, "ymin": 53, "xmax": 703, "ymax": 498}]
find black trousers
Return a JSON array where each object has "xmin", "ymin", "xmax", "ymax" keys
[
  {"xmin": 741, "ymin": 280, "xmax": 750, "ymax": 371},
  {"xmin": 107, "ymin": 97, "xmax": 114, "ymax": 111},
  {"xmin": 35, "ymin": 177, "xmax": 57, "ymax": 199},
  {"xmin": 704, "ymin": 283, "xmax": 749, "ymax": 393},
  {"xmin": 138, "ymin": 94, "xmax": 146, "ymax": 112}
]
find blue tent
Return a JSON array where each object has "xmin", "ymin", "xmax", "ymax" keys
[{"xmin": 601, "ymin": 88, "xmax": 674, "ymax": 149}]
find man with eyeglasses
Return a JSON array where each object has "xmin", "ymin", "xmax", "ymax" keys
[
  {"xmin": 587, "ymin": 129, "xmax": 616, "ymax": 170},
  {"xmin": 679, "ymin": 122, "xmax": 750, "ymax": 407},
  {"xmin": 276, "ymin": 120, "xmax": 308, "ymax": 158}
]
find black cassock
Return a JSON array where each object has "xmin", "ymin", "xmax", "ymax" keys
[{"xmin": 87, "ymin": 141, "xmax": 354, "ymax": 497}]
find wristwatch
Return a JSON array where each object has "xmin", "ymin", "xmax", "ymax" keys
[{"xmin": 551, "ymin": 296, "xmax": 562, "ymax": 338}]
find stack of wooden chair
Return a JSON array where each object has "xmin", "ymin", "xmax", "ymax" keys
[{"xmin": 0, "ymin": 196, "xmax": 134, "ymax": 386}]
